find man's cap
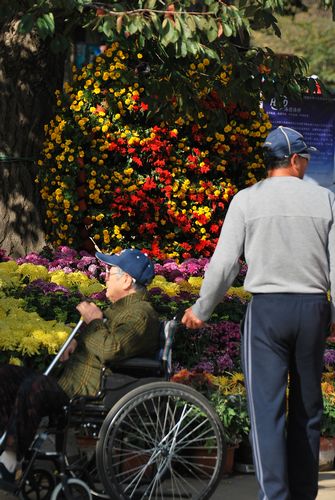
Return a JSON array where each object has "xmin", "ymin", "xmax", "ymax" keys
[
  {"xmin": 96, "ymin": 249, "xmax": 155, "ymax": 285},
  {"xmin": 262, "ymin": 126, "xmax": 318, "ymax": 159}
]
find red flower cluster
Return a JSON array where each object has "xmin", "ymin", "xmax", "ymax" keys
[{"xmin": 38, "ymin": 43, "xmax": 270, "ymax": 260}]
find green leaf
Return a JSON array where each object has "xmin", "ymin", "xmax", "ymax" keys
[
  {"xmin": 151, "ymin": 12, "xmax": 160, "ymax": 31},
  {"xmin": 206, "ymin": 18, "xmax": 218, "ymax": 42},
  {"xmin": 222, "ymin": 22, "xmax": 233, "ymax": 37},
  {"xmin": 101, "ymin": 18, "xmax": 115, "ymax": 38},
  {"xmin": 126, "ymin": 16, "xmax": 143, "ymax": 35},
  {"xmin": 19, "ymin": 13, "xmax": 35, "ymax": 34},
  {"xmin": 161, "ymin": 19, "xmax": 179, "ymax": 46},
  {"xmin": 207, "ymin": 27, "xmax": 217, "ymax": 43},
  {"xmin": 185, "ymin": 14, "xmax": 196, "ymax": 33},
  {"xmin": 36, "ymin": 13, "xmax": 55, "ymax": 40},
  {"xmin": 145, "ymin": 0, "xmax": 156, "ymax": 8},
  {"xmin": 194, "ymin": 16, "xmax": 208, "ymax": 31}
]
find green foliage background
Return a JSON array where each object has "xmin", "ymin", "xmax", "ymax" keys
[{"xmin": 252, "ymin": 1, "xmax": 335, "ymax": 87}]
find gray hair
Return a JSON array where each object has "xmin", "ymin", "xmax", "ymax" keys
[{"xmin": 111, "ymin": 266, "xmax": 146, "ymax": 291}]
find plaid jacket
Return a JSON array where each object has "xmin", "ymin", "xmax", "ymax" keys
[{"xmin": 57, "ymin": 291, "xmax": 160, "ymax": 397}]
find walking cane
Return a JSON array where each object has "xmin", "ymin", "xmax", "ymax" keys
[
  {"xmin": 0, "ymin": 319, "xmax": 84, "ymax": 447},
  {"xmin": 44, "ymin": 319, "xmax": 84, "ymax": 376}
]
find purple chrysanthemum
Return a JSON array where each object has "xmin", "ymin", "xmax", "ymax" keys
[{"xmin": 324, "ymin": 349, "xmax": 335, "ymax": 366}]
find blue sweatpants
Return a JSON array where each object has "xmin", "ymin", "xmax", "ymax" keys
[{"xmin": 241, "ymin": 293, "xmax": 330, "ymax": 500}]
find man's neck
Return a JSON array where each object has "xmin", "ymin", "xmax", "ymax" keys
[{"xmin": 267, "ymin": 167, "xmax": 301, "ymax": 179}]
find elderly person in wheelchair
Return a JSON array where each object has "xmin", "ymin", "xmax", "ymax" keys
[
  {"xmin": 0, "ymin": 249, "xmax": 160, "ymax": 490},
  {"xmin": 0, "ymin": 249, "xmax": 225, "ymax": 500}
]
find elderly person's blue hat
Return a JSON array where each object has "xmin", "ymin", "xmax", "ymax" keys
[
  {"xmin": 262, "ymin": 126, "xmax": 318, "ymax": 159},
  {"xmin": 96, "ymin": 249, "xmax": 155, "ymax": 285}
]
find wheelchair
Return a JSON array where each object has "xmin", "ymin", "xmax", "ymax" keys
[{"xmin": 2, "ymin": 318, "xmax": 226, "ymax": 500}]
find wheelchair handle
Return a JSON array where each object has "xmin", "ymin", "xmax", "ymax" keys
[{"xmin": 44, "ymin": 319, "xmax": 84, "ymax": 376}]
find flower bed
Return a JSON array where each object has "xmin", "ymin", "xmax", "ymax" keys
[
  {"xmin": 0, "ymin": 246, "xmax": 248, "ymax": 372},
  {"xmin": 37, "ymin": 43, "xmax": 271, "ymax": 260},
  {"xmin": 1, "ymin": 246, "xmax": 335, "ymax": 443}
]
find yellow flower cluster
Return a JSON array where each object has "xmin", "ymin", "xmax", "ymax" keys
[
  {"xmin": 38, "ymin": 42, "xmax": 271, "ymax": 259},
  {"xmin": 148, "ymin": 275, "xmax": 248, "ymax": 300},
  {"xmin": 0, "ymin": 297, "xmax": 70, "ymax": 359},
  {"xmin": 0, "ymin": 262, "xmax": 104, "ymax": 295},
  {"xmin": 209, "ymin": 372, "xmax": 246, "ymax": 396}
]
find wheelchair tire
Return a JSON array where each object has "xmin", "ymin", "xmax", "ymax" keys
[
  {"xmin": 96, "ymin": 381, "xmax": 226, "ymax": 500},
  {"xmin": 50, "ymin": 478, "xmax": 92, "ymax": 500},
  {"xmin": 20, "ymin": 468, "xmax": 55, "ymax": 500}
]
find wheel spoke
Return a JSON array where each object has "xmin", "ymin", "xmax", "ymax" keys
[{"xmin": 97, "ymin": 382, "xmax": 224, "ymax": 500}]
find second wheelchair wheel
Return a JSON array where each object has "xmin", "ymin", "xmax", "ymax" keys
[
  {"xmin": 96, "ymin": 381, "xmax": 226, "ymax": 500},
  {"xmin": 20, "ymin": 468, "xmax": 55, "ymax": 500},
  {"xmin": 50, "ymin": 478, "xmax": 92, "ymax": 500}
]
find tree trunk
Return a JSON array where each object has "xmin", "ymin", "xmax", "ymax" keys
[{"xmin": 0, "ymin": 18, "xmax": 65, "ymax": 257}]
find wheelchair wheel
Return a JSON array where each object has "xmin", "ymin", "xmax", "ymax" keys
[
  {"xmin": 50, "ymin": 478, "xmax": 92, "ymax": 500},
  {"xmin": 96, "ymin": 381, "xmax": 225, "ymax": 500},
  {"xmin": 20, "ymin": 468, "xmax": 55, "ymax": 500}
]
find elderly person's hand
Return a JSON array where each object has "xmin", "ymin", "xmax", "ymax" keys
[
  {"xmin": 60, "ymin": 339, "xmax": 78, "ymax": 362},
  {"xmin": 76, "ymin": 301, "xmax": 103, "ymax": 324},
  {"xmin": 181, "ymin": 307, "xmax": 206, "ymax": 329}
]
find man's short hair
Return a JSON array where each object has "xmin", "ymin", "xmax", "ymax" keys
[{"xmin": 263, "ymin": 154, "xmax": 292, "ymax": 170}]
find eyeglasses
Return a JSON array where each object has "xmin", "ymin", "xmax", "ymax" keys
[
  {"xmin": 105, "ymin": 268, "xmax": 121, "ymax": 279},
  {"xmin": 298, "ymin": 153, "xmax": 311, "ymax": 162},
  {"xmin": 105, "ymin": 267, "xmax": 136, "ymax": 284}
]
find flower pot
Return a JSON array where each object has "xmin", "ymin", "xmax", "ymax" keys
[
  {"xmin": 319, "ymin": 436, "xmax": 335, "ymax": 471},
  {"xmin": 188, "ymin": 445, "xmax": 237, "ymax": 477},
  {"xmin": 119, "ymin": 451, "xmax": 153, "ymax": 478},
  {"xmin": 223, "ymin": 446, "xmax": 238, "ymax": 475},
  {"xmin": 234, "ymin": 439, "xmax": 255, "ymax": 473}
]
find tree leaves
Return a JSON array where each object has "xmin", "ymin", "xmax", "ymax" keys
[
  {"xmin": 4, "ymin": 1, "xmax": 333, "ymax": 111},
  {"xmin": 36, "ymin": 13, "xmax": 55, "ymax": 39}
]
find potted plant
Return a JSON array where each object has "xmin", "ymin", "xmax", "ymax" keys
[
  {"xmin": 209, "ymin": 390, "xmax": 250, "ymax": 474},
  {"xmin": 171, "ymin": 370, "xmax": 251, "ymax": 474},
  {"xmin": 320, "ymin": 378, "xmax": 335, "ymax": 471},
  {"xmin": 210, "ymin": 392, "xmax": 250, "ymax": 448}
]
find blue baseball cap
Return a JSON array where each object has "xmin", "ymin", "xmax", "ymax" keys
[
  {"xmin": 263, "ymin": 126, "xmax": 318, "ymax": 159},
  {"xmin": 96, "ymin": 249, "xmax": 155, "ymax": 285}
]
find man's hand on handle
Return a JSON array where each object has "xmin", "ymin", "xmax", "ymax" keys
[
  {"xmin": 76, "ymin": 301, "xmax": 104, "ymax": 324},
  {"xmin": 181, "ymin": 307, "xmax": 206, "ymax": 329}
]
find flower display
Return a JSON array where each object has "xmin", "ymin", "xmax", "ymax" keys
[
  {"xmin": 1, "ymin": 246, "xmax": 335, "ymax": 438},
  {"xmin": 321, "ymin": 374, "xmax": 335, "ymax": 437},
  {"xmin": 324, "ymin": 349, "xmax": 335, "ymax": 371},
  {"xmin": 0, "ymin": 296, "xmax": 71, "ymax": 367},
  {"xmin": 0, "ymin": 247, "xmax": 251, "ymax": 372},
  {"xmin": 37, "ymin": 43, "xmax": 271, "ymax": 260},
  {"xmin": 173, "ymin": 321, "xmax": 242, "ymax": 375},
  {"xmin": 171, "ymin": 369, "xmax": 250, "ymax": 444}
]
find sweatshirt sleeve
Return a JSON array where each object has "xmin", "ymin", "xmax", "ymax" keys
[{"xmin": 192, "ymin": 195, "xmax": 246, "ymax": 321}]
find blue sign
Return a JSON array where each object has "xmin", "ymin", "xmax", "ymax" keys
[
  {"xmin": 75, "ymin": 43, "xmax": 104, "ymax": 68},
  {"xmin": 264, "ymin": 95, "xmax": 335, "ymax": 188}
]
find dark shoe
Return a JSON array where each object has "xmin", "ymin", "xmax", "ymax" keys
[{"xmin": 0, "ymin": 462, "xmax": 16, "ymax": 491}]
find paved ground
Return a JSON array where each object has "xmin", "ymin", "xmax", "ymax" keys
[
  {"xmin": 1, "ymin": 471, "xmax": 335, "ymax": 499},
  {"xmin": 211, "ymin": 471, "xmax": 335, "ymax": 499}
]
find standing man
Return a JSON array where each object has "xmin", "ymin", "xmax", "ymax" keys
[{"xmin": 182, "ymin": 126, "xmax": 335, "ymax": 500}]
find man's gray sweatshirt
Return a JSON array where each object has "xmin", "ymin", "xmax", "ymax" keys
[{"xmin": 192, "ymin": 176, "xmax": 335, "ymax": 322}]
